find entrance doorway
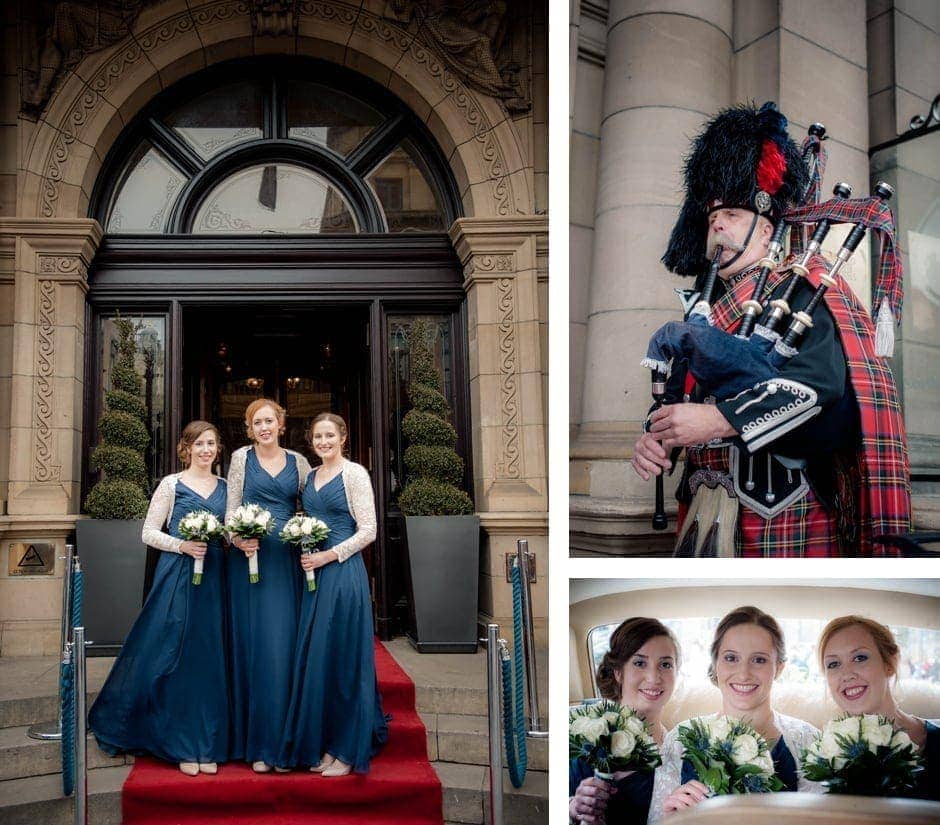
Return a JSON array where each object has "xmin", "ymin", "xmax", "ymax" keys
[{"xmin": 181, "ymin": 305, "xmax": 371, "ymax": 467}]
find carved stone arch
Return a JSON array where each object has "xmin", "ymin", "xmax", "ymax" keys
[{"xmin": 21, "ymin": 0, "xmax": 533, "ymax": 223}]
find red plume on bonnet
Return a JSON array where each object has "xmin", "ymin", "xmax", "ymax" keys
[{"xmin": 756, "ymin": 138, "xmax": 786, "ymax": 195}]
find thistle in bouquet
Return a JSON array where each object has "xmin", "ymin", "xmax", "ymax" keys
[
  {"xmin": 279, "ymin": 514, "xmax": 330, "ymax": 592},
  {"xmin": 226, "ymin": 503, "xmax": 274, "ymax": 583},
  {"xmin": 677, "ymin": 715, "xmax": 784, "ymax": 796},
  {"xmin": 569, "ymin": 700, "xmax": 662, "ymax": 782},
  {"xmin": 801, "ymin": 713, "xmax": 924, "ymax": 796},
  {"xmin": 177, "ymin": 509, "xmax": 225, "ymax": 585}
]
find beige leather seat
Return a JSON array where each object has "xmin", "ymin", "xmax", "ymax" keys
[{"xmin": 667, "ymin": 791, "xmax": 940, "ymax": 824}]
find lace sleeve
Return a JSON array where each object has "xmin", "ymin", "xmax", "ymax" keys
[
  {"xmin": 333, "ymin": 462, "xmax": 377, "ymax": 563},
  {"xmin": 647, "ymin": 725, "xmax": 684, "ymax": 825},
  {"xmin": 226, "ymin": 447, "xmax": 247, "ymax": 522},
  {"xmin": 780, "ymin": 714, "xmax": 824, "ymax": 794},
  {"xmin": 141, "ymin": 476, "xmax": 183, "ymax": 553},
  {"xmin": 293, "ymin": 452, "xmax": 312, "ymax": 492}
]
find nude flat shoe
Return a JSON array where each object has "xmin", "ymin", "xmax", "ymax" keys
[
  {"xmin": 309, "ymin": 755, "xmax": 335, "ymax": 773},
  {"xmin": 252, "ymin": 761, "xmax": 272, "ymax": 773},
  {"xmin": 274, "ymin": 766, "xmax": 291, "ymax": 773},
  {"xmin": 321, "ymin": 759, "xmax": 351, "ymax": 777},
  {"xmin": 179, "ymin": 762, "xmax": 199, "ymax": 776},
  {"xmin": 198, "ymin": 763, "xmax": 217, "ymax": 774}
]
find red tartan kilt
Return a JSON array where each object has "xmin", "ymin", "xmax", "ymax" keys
[{"xmin": 680, "ymin": 445, "xmax": 838, "ymax": 558}]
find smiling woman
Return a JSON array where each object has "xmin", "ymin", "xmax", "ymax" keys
[{"xmin": 569, "ymin": 580, "xmax": 940, "ymax": 824}]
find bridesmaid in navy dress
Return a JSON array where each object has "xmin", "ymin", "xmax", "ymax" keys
[
  {"xmin": 226, "ymin": 398, "xmax": 310, "ymax": 772},
  {"xmin": 569, "ymin": 618, "xmax": 679, "ymax": 825},
  {"xmin": 89, "ymin": 421, "xmax": 229, "ymax": 776},
  {"xmin": 278, "ymin": 412, "xmax": 388, "ymax": 775},
  {"xmin": 819, "ymin": 615, "xmax": 940, "ymax": 801}
]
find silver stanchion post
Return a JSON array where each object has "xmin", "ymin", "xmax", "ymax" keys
[
  {"xmin": 74, "ymin": 626, "xmax": 88, "ymax": 825},
  {"xmin": 29, "ymin": 543, "xmax": 75, "ymax": 741},
  {"xmin": 484, "ymin": 623, "xmax": 504, "ymax": 825},
  {"xmin": 515, "ymin": 540, "xmax": 547, "ymax": 738}
]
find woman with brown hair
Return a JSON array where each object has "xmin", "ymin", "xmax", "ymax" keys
[
  {"xmin": 569, "ymin": 617, "xmax": 680, "ymax": 824},
  {"xmin": 819, "ymin": 615, "xmax": 938, "ymax": 800},
  {"xmin": 90, "ymin": 421, "xmax": 230, "ymax": 776},
  {"xmin": 649, "ymin": 606, "xmax": 821, "ymax": 823},
  {"xmin": 225, "ymin": 398, "xmax": 311, "ymax": 772},
  {"xmin": 277, "ymin": 412, "xmax": 387, "ymax": 776}
]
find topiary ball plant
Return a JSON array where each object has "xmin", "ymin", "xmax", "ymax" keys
[
  {"xmin": 398, "ymin": 318, "xmax": 474, "ymax": 516},
  {"xmin": 85, "ymin": 316, "xmax": 150, "ymax": 519}
]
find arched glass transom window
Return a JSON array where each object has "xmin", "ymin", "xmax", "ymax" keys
[{"xmin": 94, "ymin": 59, "xmax": 460, "ymax": 235}]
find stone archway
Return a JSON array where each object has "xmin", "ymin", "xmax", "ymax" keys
[
  {"xmin": 4, "ymin": 0, "xmax": 547, "ymax": 649},
  {"xmin": 21, "ymin": 0, "xmax": 533, "ymax": 223}
]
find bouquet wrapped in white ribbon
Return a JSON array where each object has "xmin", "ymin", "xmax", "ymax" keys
[
  {"xmin": 225, "ymin": 503, "xmax": 274, "ymax": 583},
  {"xmin": 177, "ymin": 509, "xmax": 225, "ymax": 585},
  {"xmin": 568, "ymin": 700, "xmax": 662, "ymax": 779},
  {"xmin": 801, "ymin": 713, "xmax": 924, "ymax": 796},
  {"xmin": 279, "ymin": 514, "xmax": 330, "ymax": 591},
  {"xmin": 677, "ymin": 715, "xmax": 784, "ymax": 795}
]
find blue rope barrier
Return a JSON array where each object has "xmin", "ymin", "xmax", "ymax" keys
[
  {"xmin": 71, "ymin": 567, "xmax": 83, "ymax": 631},
  {"xmin": 61, "ymin": 654, "xmax": 75, "ymax": 796},
  {"xmin": 501, "ymin": 559, "xmax": 528, "ymax": 788}
]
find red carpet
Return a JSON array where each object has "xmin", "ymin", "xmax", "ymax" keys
[{"xmin": 121, "ymin": 641, "xmax": 443, "ymax": 825}]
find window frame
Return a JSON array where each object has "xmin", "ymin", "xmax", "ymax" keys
[{"xmin": 90, "ymin": 57, "xmax": 462, "ymax": 235}]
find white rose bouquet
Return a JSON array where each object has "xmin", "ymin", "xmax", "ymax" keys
[
  {"xmin": 225, "ymin": 503, "xmax": 274, "ymax": 583},
  {"xmin": 677, "ymin": 715, "xmax": 784, "ymax": 795},
  {"xmin": 801, "ymin": 713, "xmax": 924, "ymax": 796},
  {"xmin": 177, "ymin": 509, "xmax": 225, "ymax": 585},
  {"xmin": 279, "ymin": 514, "xmax": 330, "ymax": 592},
  {"xmin": 568, "ymin": 700, "xmax": 662, "ymax": 778}
]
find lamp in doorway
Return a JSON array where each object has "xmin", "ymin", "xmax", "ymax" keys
[
  {"xmin": 398, "ymin": 318, "xmax": 479, "ymax": 653},
  {"xmin": 78, "ymin": 314, "xmax": 151, "ymax": 656}
]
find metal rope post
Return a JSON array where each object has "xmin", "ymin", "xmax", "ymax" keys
[
  {"xmin": 29, "ymin": 543, "xmax": 75, "ymax": 741},
  {"xmin": 515, "ymin": 540, "xmax": 547, "ymax": 738},
  {"xmin": 484, "ymin": 623, "xmax": 504, "ymax": 825},
  {"xmin": 73, "ymin": 626, "xmax": 88, "ymax": 825}
]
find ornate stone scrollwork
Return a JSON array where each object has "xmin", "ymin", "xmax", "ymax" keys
[
  {"xmin": 495, "ymin": 275, "xmax": 520, "ymax": 480},
  {"xmin": 19, "ymin": 0, "xmax": 149, "ymax": 119},
  {"xmin": 34, "ymin": 279, "xmax": 61, "ymax": 482},
  {"xmin": 250, "ymin": 0, "xmax": 299, "ymax": 35},
  {"xmin": 38, "ymin": 255, "xmax": 83, "ymax": 275},
  {"xmin": 382, "ymin": 1, "xmax": 531, "ymax": 113}
]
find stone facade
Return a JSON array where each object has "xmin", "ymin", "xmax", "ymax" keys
[
  {"xmin": 570, "ymin": 0, "xmax": 939, "ymax": 553},
  {"xmin": 0, "ymin": 0, "xmax": 548, "ymax": 653}
]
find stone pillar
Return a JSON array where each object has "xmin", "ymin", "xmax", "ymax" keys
[
  {"xmin": 570, "ymin": 0, "xmax": 733, "ymax": 553},
  {"xmin": 0, "ymin": 218, "xmax": 101, "ymax": 655},
  {"xmin": 449, "ymin": 216, "xmax": 547, "ymax": 643}
]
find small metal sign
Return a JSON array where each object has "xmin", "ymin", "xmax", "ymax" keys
[{"xmin": 8, "ymin": 542, "xmax": 56, "ymax": 576}]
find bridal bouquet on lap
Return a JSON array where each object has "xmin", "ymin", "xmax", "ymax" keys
[
  {"xmin": 677, "ymin": 716, "xmax": 784, "ymax": 795},
  {"xmin": 569, "ymin": 700, "xmax": 662, "ymax": 780},
  {"xmin": 801, "ymin": 714, "xmax": 924, "ymax": 795}
]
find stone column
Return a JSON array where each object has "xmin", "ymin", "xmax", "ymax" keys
[
  {"xmin": 571, "ymin": 0, "xmax": 733, "ymax": 552},
  {"xmin": 450, "ymin": 216, "xmax": 547, "ymax": 642},
  {"xmin": 0, "ymin": 218, "xmax": 101, "ymax": 655}
]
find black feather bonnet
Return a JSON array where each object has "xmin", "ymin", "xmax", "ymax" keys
[{"xmin": 662, "ymin": 101, "xmax": 809, "ymax": 276}]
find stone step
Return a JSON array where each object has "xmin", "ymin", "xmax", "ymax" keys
[
  {"xmin": 422, "ymin": 712, "xmax": 548, "ymax": 772},
  {"xmin": 0, "ymin": 762, "xmax": 547, "ymax": 825},
  {"xmin": 435, "ymin": 762, "xmax": 548, "ymax": 825},
  {"xmin": 0, "ymin": 764, "xmax": 129, "ymax": 825},
  {"xmin": 0, "ymin": 726, "xmax": 129, "ymax": 782}
]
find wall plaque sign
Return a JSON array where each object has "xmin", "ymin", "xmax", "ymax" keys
[{"xmin": 8, "ymin": 543, "xmax": 56, "ymax": 576}]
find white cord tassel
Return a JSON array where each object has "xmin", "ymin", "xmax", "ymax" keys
[{"xmin": 874, "ymin": 299, "xmax": 896, "ymax": 357}]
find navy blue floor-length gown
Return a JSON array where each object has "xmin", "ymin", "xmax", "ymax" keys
[
  {"xmin": 227, "ymin": 449, "xmax": 303, "ymax": 765},
  {"xmin": 278, "ymin": 468, "xmax": 388, "ymax": 772},
  {"xmin": 89, "ymin": 479, "xmax": 230, "ymax": 764}
]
